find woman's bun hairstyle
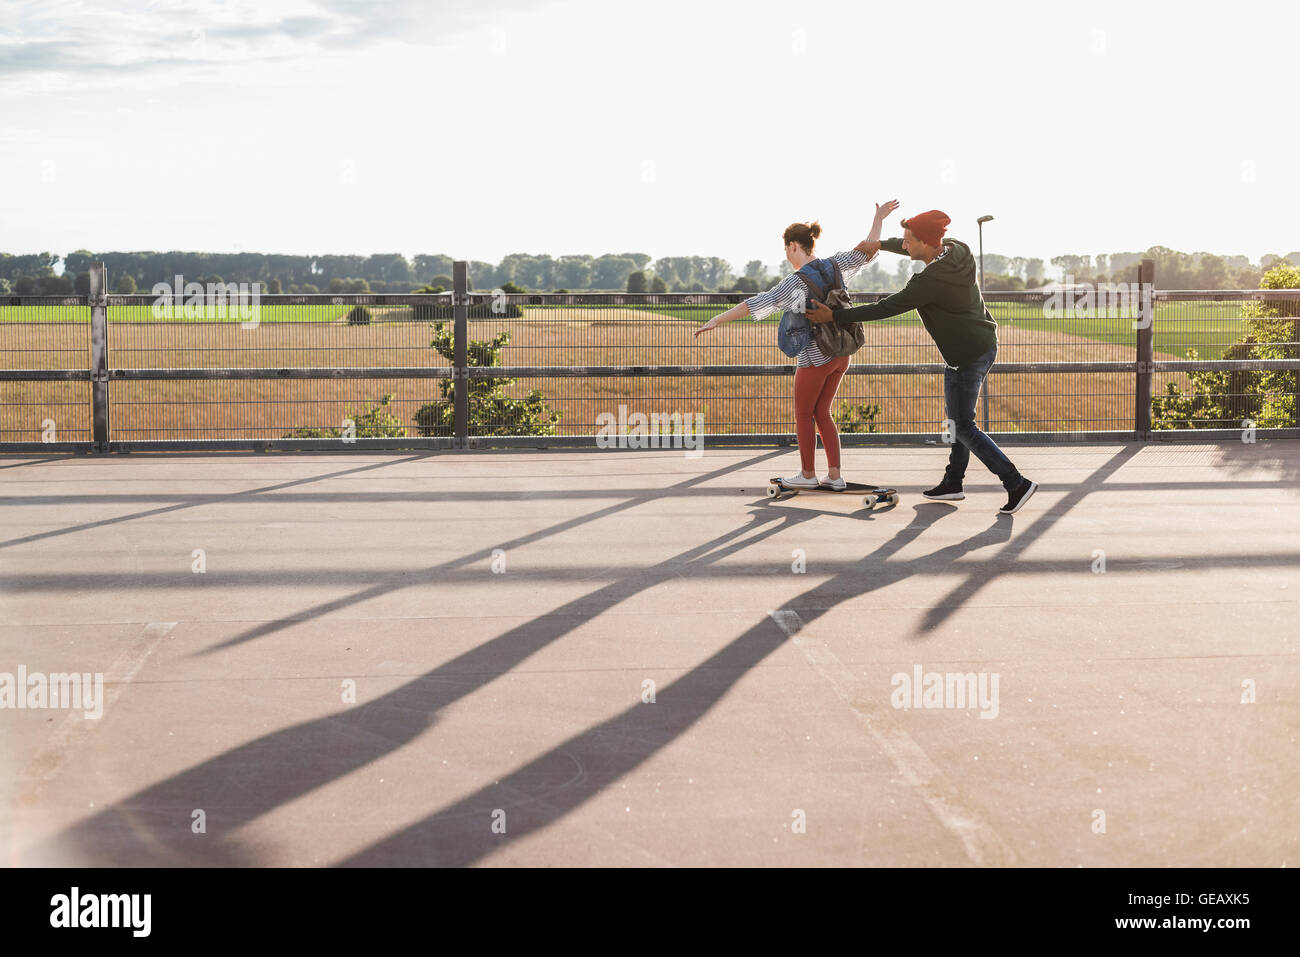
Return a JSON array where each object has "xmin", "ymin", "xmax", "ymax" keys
[{"xmin": 782, "ymin": 221, "xmax": 821, "ymax": 254}]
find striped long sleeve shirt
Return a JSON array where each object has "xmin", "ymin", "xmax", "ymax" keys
[{"xmin": 744, "ymin": 248, "xmax": 877, "ymax": 367}]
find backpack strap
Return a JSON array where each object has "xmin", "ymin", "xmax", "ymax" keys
[
  {"xmin": 829, "ymin": 257, "xmax": 845, "ymax": 291},
  {"xmin": 794, "ymin": 260, "xmax": 830, "ymax": 300}
]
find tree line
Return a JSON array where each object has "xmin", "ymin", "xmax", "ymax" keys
[{"xmin": 2, "ymin": 247, "xmax": 1297, "ymax": 296}]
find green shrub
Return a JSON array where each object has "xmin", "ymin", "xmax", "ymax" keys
[
  {"xmin": 413, "ymin": 322, "xmax": 561, "ymax": 437},
  {"xmin": 286, "ymin": 394, "xmax": 408, "ymax": 439},
  {"xmin": 833, "ymin": 401, "xmax": 882, "ymax": 433},
  {"xmin": 1153, "ymin": 264, "xmax": 1300, "ymax": 429},
  {"xmin": 347, "ymin": 305, "xmax": 372, "ymax": 325}
]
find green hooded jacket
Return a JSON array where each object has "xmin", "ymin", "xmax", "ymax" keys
[{"xmin": 831, "ymin": 237, "xmax": 998, "ymax": 367}]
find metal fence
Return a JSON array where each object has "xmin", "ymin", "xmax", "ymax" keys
[{"xmin": 2, "ymin": 261, "xmax": 1298, "ymax": 452}]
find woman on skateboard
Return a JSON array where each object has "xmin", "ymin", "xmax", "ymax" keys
[{"xmin": 694, "ymin": 200, "xmax": 898, "ymax": 490}]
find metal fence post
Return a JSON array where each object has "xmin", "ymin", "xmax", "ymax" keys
[
  {"xmin": 89, "ymin": 261, "xmax": 110, "ymax": 452},
  {"xmin": 453, "ymin": 261, "xmax": 469, "ymax": 449},
  {"xmin": 1134, "ymin": 259, "xmax": 1155, "ymax": 440},
  {"xmin": 1293, "ymin": 313, "xmax": 1299, "ymax": 429}
]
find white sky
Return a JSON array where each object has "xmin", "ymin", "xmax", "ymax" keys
[{"xmin": 2, "ymin": 0, "xmax": 1297, "ymax": 274}]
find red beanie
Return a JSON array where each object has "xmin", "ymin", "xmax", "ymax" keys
[{"xmin": 901, "ymin": 210, "xmax": 951, "ymax": 247}]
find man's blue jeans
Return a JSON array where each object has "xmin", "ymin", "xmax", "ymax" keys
[{"xmin": 943, "ymin": 345, "xmax": 1022, "ymax": 489}]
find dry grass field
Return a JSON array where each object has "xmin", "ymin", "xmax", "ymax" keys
[{"xmin": 0, "ymin": 308, "xmax": 1187, "ymax": 442}]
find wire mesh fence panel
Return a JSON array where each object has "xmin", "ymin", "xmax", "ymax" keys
[
  {"xmin": 1150, "ymin": 291, "xmax": 1300, "ymax": 431},
  {"xmin": 108, "ymin": 378, "xmax": 440, "ymax": 442},
  {"xmin": 0, "ymin": 299, "xmax": 92, "ymax": 443},
  {"xmin": 5, "ymin": 277, "xmax": 1297, "ymax": 451},
  {"xmin": 106, "ymin": 294, "xmax": 451, "ymax": 442},
  {"xmin": 985, "ymin": 290, "xmax": 1138, "ymax": 432},
  {"xmin": 461, "ymin": 292, "xmax": 1136, "ymax": 437}
]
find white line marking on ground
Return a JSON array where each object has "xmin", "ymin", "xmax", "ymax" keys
[
  {"xmin": 10, "ymin": 621, "xmax": 177, "ymax": 815},
  {"xmin": 768, "ymin": 609, "xmax": 1016, "ymax": 866}
]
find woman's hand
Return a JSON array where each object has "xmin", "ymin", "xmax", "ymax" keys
[
  {"xmin": 875, "ymin": 199, "xmax": 900, "ymax": 222},
  {"xmin": 693, "ymin": 316, "xmax": 720, "ymax": 338}
]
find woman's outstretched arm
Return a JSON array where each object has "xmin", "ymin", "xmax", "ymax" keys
[
  {"xmin": 853, "ymin": 199, "xmax": 899, "ymax": 259},
  {"xmin": 693, "ymin": 300, "xmax": 750, "ymax": 338}
]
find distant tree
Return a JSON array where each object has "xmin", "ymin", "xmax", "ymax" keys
[
  {"xmin": 983, "ymin": 273, "xmax": 1026, "ymax": 291},
  {"xmin": 982, "ymin": 253, "xmax": 1010, "ymax": 275},
  {"xmin": 430, "ymin": 275, "xmax": 453, "ymax": 290},
  {"xmin": 74, "ymin": 272, "xmax": 91, "ymax": 295},
  {"xmin": 115, "ymin": 274, "xmax": 136, "ymax": 294},
  {"xmin": 0, "ymin": 278, "xmax": 10, "ymax": 294},
  {"xmin": 729, "ymin": 278, "xmax": 761, "ymax": 295},
  {"xmin": 626, "ymin": 271, "xmax": 647, "ymax": 293},
  {"xmin": 467, "ymin": 260, "xmax": 498, "ymax": 290},
  {"xmin": 301, "ymin": 283, "xmax": 319, "ymax": 294},
  {"xmin": 1196, "ymin": 253, "xmax": 1229, "ymax": 289},
  {"xmin": 592, "ymin": 256, "xmax": 637, "ymax": 290},
  {"xmin": 14, "ymin": 276, "xmax": 36, "ymax": 295},
  {"xmin": 649, "ymin": 276, "xmax": 667, "ymax": 294},
  {"xmin": 363, "ymin": 253, "xmax": 412, "ymax": 285},
  {"xmin": 1051, "ymin": 255, "xmax": 1092, "ymax": 280},
  {"xmin": 413, "ymin": 254, "xmax": 456, "ymax": 283},
  {"xmin": 267, "ymin": 278, "xmax": 282, "ymax": 294}
]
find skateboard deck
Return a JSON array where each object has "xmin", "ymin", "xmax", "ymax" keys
[{"xmin": 767, "ymin": 477, "xmax": 899, "ymax": 507}]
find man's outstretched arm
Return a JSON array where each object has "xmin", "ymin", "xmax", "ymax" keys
[{"xmin": 808, "ymin": 277, "xmax": 928, "ymax": 325}]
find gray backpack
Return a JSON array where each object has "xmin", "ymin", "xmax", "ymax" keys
[{"xmin": 793, "ymin": 258, "xmax": 864, "ymax": 358}]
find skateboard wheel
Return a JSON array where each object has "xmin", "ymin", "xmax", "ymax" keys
[
  {"xmin": 863, "ymin": 494, "xmax": 877, "ymax": 507},
  {"xmin": 766, "ymin": 484, "xmax": 778, "ymax": 498},
  {"xmin": 888, "ymin": 493, "xmax": 900, "ymax": 506}
]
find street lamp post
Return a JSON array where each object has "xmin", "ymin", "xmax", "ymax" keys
[
  {"xmin": 977, "ymin": 214, "xmax": 994, "ymax": 293},
  {"xmin": 976, "ymin": 215, "xmax": 994, "ymax": 432}
]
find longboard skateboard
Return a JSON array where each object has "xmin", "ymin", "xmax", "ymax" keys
[{"xmin": 767, "ymin": 477, "xmax": 899, "ymax": 508}]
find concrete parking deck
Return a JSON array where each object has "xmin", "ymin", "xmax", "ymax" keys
[{"xmin": 2, "ymin": 442, "xmax": 1297, "ymax": 866}]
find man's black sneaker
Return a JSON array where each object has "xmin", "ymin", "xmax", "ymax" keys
[
  {"xmin": 922, "ymin": 478, "xmax": 965, "ymax": 501},
  {"xmin": 999, "ymin": 477, "xmax": 1038, "ymax": 514}
]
